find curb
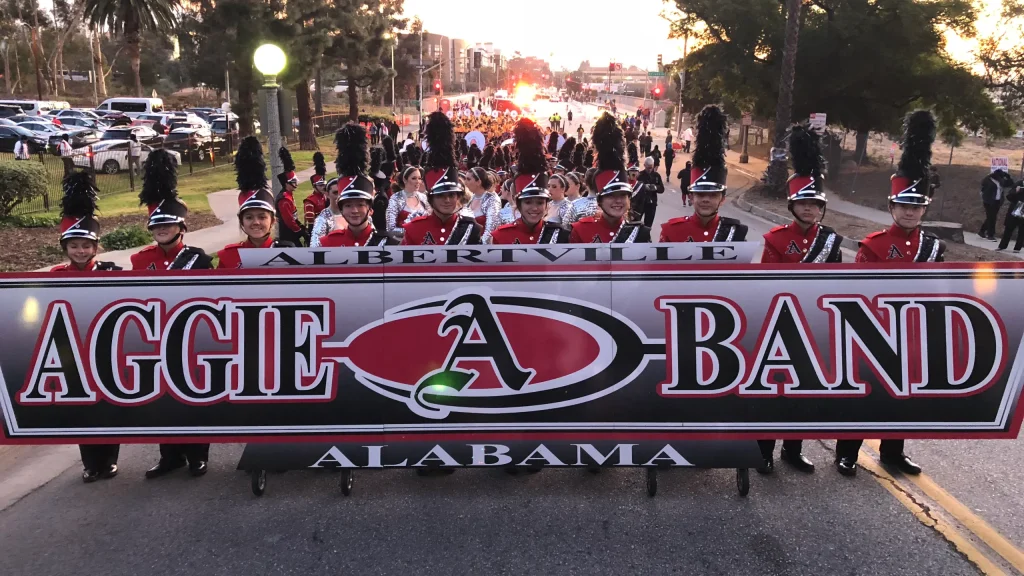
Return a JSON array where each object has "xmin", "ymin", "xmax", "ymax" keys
[{"xmin": 732, "ymin": 192, "xmax": 862, "ymax": 252}]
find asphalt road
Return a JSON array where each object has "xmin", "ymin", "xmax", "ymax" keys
[{"xmin": 0, "ymin": 100, "xmax": 1021, "ymax": 576}]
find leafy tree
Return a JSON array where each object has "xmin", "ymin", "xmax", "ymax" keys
[
  {"xmin": 84, "ymin": 0, "xmax": 179, "ymax": 97},
  {"xmin": 325, "ymin": 0, "xmax": 404, "ymax": 121},
  {"xmin": 669, "ymin": 0, "xmax": 1010, "ymax": 180},
  {"xmin": 276, "ymin": 0, "xmax": 332, "ymax": 149},
  {"xmin": 979, "ymin": 0, "xmax": 1024, "ymax": 117}
]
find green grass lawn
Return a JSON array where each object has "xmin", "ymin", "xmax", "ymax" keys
[{"xmin": 95, "ymin": 137, "xmax": 334, "ymax": 217}]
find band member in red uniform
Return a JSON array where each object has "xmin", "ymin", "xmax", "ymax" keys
[
  {"xmin": 569, "ymin": 113, "xmax": 651, "ymax": 243},
  {"xmin": 660, "ymin": 105, "xmax": 747, "ymax": 243},
  {"xmin": 132, "ymin": 149, "xmax": 213, "ymax": 478},
  {"xmin": 52, "ymin": 171, "xmax": 121, "ymax": 483},
  {"xmin": 217, "ymin": 139, "xmax": 295, "ymax": 269},
  {"xmin": 756, "ymin": 123, "xmax": 844, "ymax": 476},
  {"xmin": 401, "ymin": 111, "xmax": 482, "ymax": 246},
  {"xmin": 491, "ymin": 119, "xmax": 568, "ymax": 244},
  {"xmin": 835, "ymin": 111, "xmax": 944, "ymax": 478},
  {"xmin": 321, "ymin": 121, "xmax": 395, "ymax": 247},
  {"xmin": 303, "ymin": 151, "xmax": 328, "ymax": 229},
  {"xmin": 275, "ymin": 146, "xmax": 304, "ymax": 246}
]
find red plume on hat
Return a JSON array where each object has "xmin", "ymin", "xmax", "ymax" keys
[{"xmin": 592, "ymin": 112, "xmax": 630, "ymax": 197}]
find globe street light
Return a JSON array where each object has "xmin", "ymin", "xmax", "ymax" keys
[{"xmin": 254, "ymin": 44, "xmax": 287, "ymax": 193}]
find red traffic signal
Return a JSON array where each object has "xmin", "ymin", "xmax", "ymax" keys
[
  {"xmin": 653, "ymin": 86, "xmax": 662, "ymax": 97},
  {"xmin": 434, "ymin": 80, "xmax": 442, "ymax": 94}
]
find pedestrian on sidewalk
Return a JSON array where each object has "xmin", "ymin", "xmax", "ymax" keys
[
  {"xmin": 980, "ymin": 171, "xmax": 1012, "ymax": 240},
  {"xmin": 13, "ymin": 135, "xmax": 30, "ymax": 160},
  {"xmin": 678, "ymin": 160, "xmax": 693, "ymax": 206},
  {"xmin": 664, "ymin": 145, "xmax": 675, "ymax": 182},
  {"xmin": 636, "ymin": 157, "xmax": 664, "ymax": 227},
  {"xmin": 997, "ymin": 179, "xmax": 1024, "ymax": 253},
  {"xmin": 651, "ymin": 145, "xmax": 662, "ymax": 170},
  {"xmin": 683, "ymin": 127, "xmax": 693, "ymax": 153},
  {"xmin": 58, "ymin": 134, "xmax": 75, "ymax": 177}
]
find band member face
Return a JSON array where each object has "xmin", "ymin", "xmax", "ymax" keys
[
  {"xmin": 64, "ymin": 238, "xmax": 97, "ymax": 266},
  {"xmin": 627, "ymin": 170, "xmax": 638, "ymax": 184},
  {"xmin": 286, "ymin": 180, "xmax": 298, "ymax": 193},
  {"xmin": 598, "ymin": 192, "xmax": 630, "ymax": 220},
  {"xmin": 341, "ymin": 198, "xmax": 371, "ymax": 227},
  {"xmin": 404, "ymin": 170, "xmax": 422, "ymax": 192},
  {"xmin": 891, "ymin": 202, "xmax": 927, "ymax": 230},
  {"xmin": 314, "ymin": 182, "xmax": 327, "ymax": 195},
  {"xmin": 241, "ymin": 209, "xmax": 274, "ymax": 240},
  {"xmin": 467, "ymin": 172, "xmax": 484, "ymax": 193},
  {"xmin": 327, "ymin": 182, "xmax": 340, "ymax": 207},
  {"xmin": 547, "ymin": 178, "xmax": 566, "ymax": 201},
  {"xmin": 430, "ymin": 191, "xmax": 461, "ymax": 217},
  {"xmin": 692, "ymin": 191, "xmax": 725, "ymax": 218},
  {"xmin": 520, "ymin": 197, "xmax": 547, "ymax": 226},
  {"xmin": 791, "ymin": 199, "xmax": 823, "ymax": 224},
  {"xmin": 150, "ymin": 223, "xmax": 181, "ymax": 245}
]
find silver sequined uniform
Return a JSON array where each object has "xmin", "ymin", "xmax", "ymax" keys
[
  {"xmin": 546, "ymin": 198, "xmax": 578, "ymax": 230},
  {"xmin": 571, "ymin": 196, "xmax": 598, "ymax": 220},
  {"xmin": 386, "ymin": 190, "xmax": 429, "ymax": 237},
  {"xmin": 309, "ymin": 207, "xmax": 340, "ymax": 248}
]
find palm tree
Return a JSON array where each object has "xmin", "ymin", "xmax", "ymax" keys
[
  {"xmin": 765, "ymin": 0, "xmax": 803, "ymax": 192},
  {"xmin": 83, "ymin": 0, "xmax": 179, "ymax": 97}
]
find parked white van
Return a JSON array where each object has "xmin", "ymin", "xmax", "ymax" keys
[
  {"xmin": 0, "ymin": 100, "xmax": 70, "ymax": 116},
  {"xmin": 95, "ymin": 97, "xmax": 164, "ymax": 118}
]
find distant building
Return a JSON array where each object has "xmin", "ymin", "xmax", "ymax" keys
[{"xmin": 451, "ymin": 38, "xmax": 468, "ymax": 87}]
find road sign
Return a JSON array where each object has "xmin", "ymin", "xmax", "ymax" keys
[
  {"xmin": 648, "ymin": 71, "xmax": 666, "ymax": 77},
  {"xmin": 809, "ymin": 113, "xmax": 827, "ymax": 131},
  {"xmin": 991, "ymin": 157, "xmax": 1010, "ymax": 173},
  {"xmin": 742, "ymin": 113, "xmax": 752, "ymax": 126}
]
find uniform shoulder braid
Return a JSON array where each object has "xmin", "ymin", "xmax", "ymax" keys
[
  {"xmin": 767, "ymin": 224, "xmax": 788, "ymax": 235},
  {"xmin": 864, "ymin": 229, "xmax": 888, "ymax": 240},
  {"xmin": 95, "ymin": 261, "xmax": 122, "ymax": 271}
]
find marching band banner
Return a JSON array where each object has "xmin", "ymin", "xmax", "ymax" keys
[{"xmin": 1, "ymin": 247, "xmax": 1022, "ymax": 443}]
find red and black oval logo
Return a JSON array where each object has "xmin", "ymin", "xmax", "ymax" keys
[{"xmin": 334, "ymin": 290, "xmax": 655, "ymax": 419}]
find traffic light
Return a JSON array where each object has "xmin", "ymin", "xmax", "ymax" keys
[
  {"xmin": 474, "ymin": 51, "xmax": 482, "ymax": 69},
  {"xmin": 434, "ymin": 80, "xmax": 442, "ymax": 95},
  {"xmin": 653, "ymin": 86, "xmax": 662, "ymax": 98},
  {"xmin": 609, "ymin": 62, "xmax": 615, "ymax": 72},
  {"xmin": 657, "ymin": 54, "xmax": 663, "ymax": 70}
]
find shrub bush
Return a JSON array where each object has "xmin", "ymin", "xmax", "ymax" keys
[
  {"xmin": 1, "ymin": 213, "xmax": 62, "ymax": 228},
  {"xmin": 0, "ymin": 160, "xmax": 48, "ymax": 218},
  {"xmin": 100, "ymin": 225, "xmax": 151, "ymax": 252}
]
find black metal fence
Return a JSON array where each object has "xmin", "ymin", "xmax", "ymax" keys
[{"xmin": 3, "ymin": 132, "xmax": 243, "ymax": 216}]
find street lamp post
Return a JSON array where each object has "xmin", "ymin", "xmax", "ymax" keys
[
  {"xmin": 254, "ymin": 43, "xmax": 287, "ymax": 195},
  {"xmin": 384, "ymin": 32, "xmax": 396, "ymax": 112}
]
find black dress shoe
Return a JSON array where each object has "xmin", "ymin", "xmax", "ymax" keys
[
  {"xmin": 880, "ymin": 453, "xmax": 922, "ymax": 475},
  {"xmin": 188, "ymin": 461, "xmax": 208, "ymax": 477},
  {"xmin": 781, "ymin": 448, "xmax": 815, "ymax": 473},
  {"xmin": 82, "ymin": 469, "xmax": 100, "ymax": 483},
  {"xmin": 835, "ymin": 456, "xmax": 858, "ymax": 477},
  {"xmin": 145, "ymin": 459, "xmax": 185, "ymax": 479},
  {"xmin": 756, "ymin": 457, "xmax": 774, "ymax": 475},
  {"xmin": 99, "ymin": 464, "xmax": 118, "ymax": 479}
]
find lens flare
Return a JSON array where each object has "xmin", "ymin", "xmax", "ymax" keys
[{"xmin": 21, "ymin": 297, "xmax": 39, "ymax": 325}]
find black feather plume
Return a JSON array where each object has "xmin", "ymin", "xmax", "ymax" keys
[
  {"xmin": 312, "ymin": 151, "xmax": 327, "ymax": 177},
  {"xmin": 334, "ymin": 123, "xmax": 369, "ymax": 176},
  {"xmin": 897, "ymin": 110, "xmax": 936, "ymax": 181},
  {"xmin": 558, "ymin": 136, "xmax": 577, "ymax": 166},
  {"xmin": 547, "ymin": 131, "xmax": 559, "ymax": 155},
  {"xmin": 139, "ymin": 149, "xmax": 178, "ymax": 207},
  {"xmin": 788, "ymin": 124, "xmax": 823, "ymax": 178},
  {"xmin": 592, "ymin": 113, "xmax": 625, "ymax": 172},
  {"xmin": 627, "ymin": 142, "xmax": 639, "ymax": 166},
  {"xmin": 513, "ymin": 118, "xmax": 546, "ymax": 174},
  {"xmin": 61, "ymin": 172, "xmax": 99, "ymax": 219},
  {"xmin": 572, "ymin": 142, "xmax": 585, "ymax": 171},
  {"xmin": 480, "ymin": 145, "xmax": 494, "ymax": 170},
  {"xmin": 584, "ymin": 147, "xmax": 594, "ymax": 169},
  {"xmin": 370, "ymin": 147, "xmax": 382, "ymax": 176},
  {"xmin": 234, "ymin": 136, "xmax": 267, "ymax": 191},
  {"xmin": 406, "ymin": 145, "xmax": 422, "ymax": 167},
  {"xmin": 424, "ymin": 111, "xmax": 457, "ymax": 169},
  {"xmin": 278, "ymin": 146, "xmax": 296, "ymax": 173},
  {"xmin": 382, "ymin": 136, "xmax": 396, "ymax": 162},
  {"xmin": 692, "ymin": 104, "xmax": 727, "ymax": 170}
]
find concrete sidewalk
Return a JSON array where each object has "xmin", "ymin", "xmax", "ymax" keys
[{"xmin": 36, "ymin": 166, "xmax": 318, "ymax": 271}]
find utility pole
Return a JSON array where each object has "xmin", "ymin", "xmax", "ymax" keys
[
  {"xmin": 676, "ymin": 30, "xmax": 688, "ymax": 138},
  {"xmin": 224, "ymin": 68, "xmax": 231, "ymax": 108},
  {"xmin": 88, "ymin": 31, "xmax": 98, "ymax": 106},
  {"xmin": 418, "ymin": 28, "xmax": 423, "ymax": 136}
]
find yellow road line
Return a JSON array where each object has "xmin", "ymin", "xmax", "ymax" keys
[
  {"xmin": 856, "ymin": 452, "xmax": 1005, "ymax": 575},
  {"xmin": 863, "ymin": 440, "xmax": 1024, "ymax": 574}
]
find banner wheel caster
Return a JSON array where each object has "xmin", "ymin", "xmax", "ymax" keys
[
  {"xmin": 736, "ymin": 468, "xmax": 750, "ymax": 497},
  {"xmin": 340, "ymin": 469, "xmax": 353, "ymax": 496},
  {"xmin": 646, "ymin": 468, "xmax": 658, "ymax": 498},
  {"xmin": 250, "ymin": 469, "xmax": 267, "ymax": 497}
]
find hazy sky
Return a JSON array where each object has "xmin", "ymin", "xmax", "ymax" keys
[
  {"xmin": 402, "ymin": 0, "xmax": 687, "ymax": 71},
  {"xmin": 404, "ymin": 0, "xmax": 1001, "ymax": 72}
]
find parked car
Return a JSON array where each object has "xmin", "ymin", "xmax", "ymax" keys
[
  {"xmin": 55, "ymin": 109, "xmax": 103, "ymax": 121},
  {"xmin": 164, "ymin": 122, "xmax": 213, "ymax": 159},
  {"xmin": 47, "ymin": 128, "xmax": 101, "ymax": 152},
  {"xmin": 0, "ymin": 118, "xmax": 16, "ymax": 127},
  {"xmin": 187, "ymin": 107, "xmax": 221, "ymax": 122},
  {"xmin": 56, "ymin": 117, "xmax": 106, "ymax": 130},
  {"xmin": 0, "ymin": 105, "xmax": 24, "ymax": 118},
  {"xmin": 100, "ymin": 126, "xmax": 163, "ymax": 146},
  {"xmin": 9, "ymin": 113, "xmax": 60, "ymax": 126},
  {"xmin": 95, "ymin": 112, "xmax": 132, "ymax": 127},
  {"xmin": 72, "ymin": 140, "xmax": 180, "ymax": 174},
  {"xmin": 17, "ymin": 121, "xmax": 63, "ymax": 136},
  {"xmin": 0, "ymin": 125, "xmax": 47, "ymax": 153}
]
